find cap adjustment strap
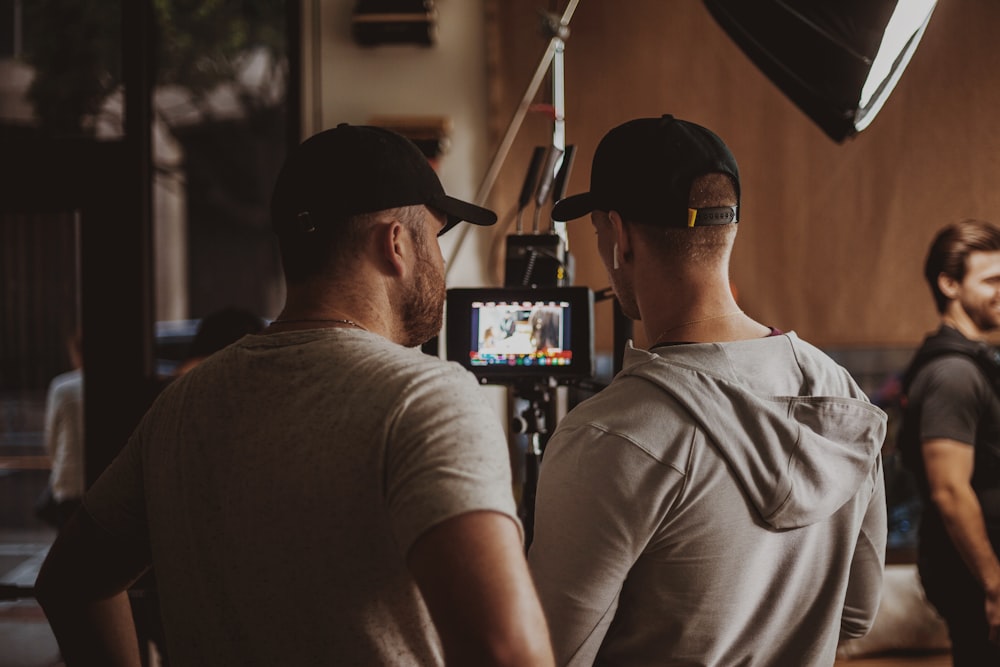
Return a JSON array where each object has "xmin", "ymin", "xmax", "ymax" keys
[{"xmin": 686, "ymin": 206, "xmax": 738, "ymax": 227}]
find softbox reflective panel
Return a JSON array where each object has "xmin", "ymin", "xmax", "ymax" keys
[{"xmin": 704, "ymin": 0, "xmax": 936, "ymax": 143}]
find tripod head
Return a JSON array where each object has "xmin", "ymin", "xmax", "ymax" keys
[{"xmin": 511, "ymin": 377, "xmax": 557, "ymax": 437}]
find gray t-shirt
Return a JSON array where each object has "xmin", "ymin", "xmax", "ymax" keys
[
  {"xmin": 84, "ymin": 328, "xmax": 519, "ymax": 666},
  {"xmin": 910, "ymin": 351, "xmax": 1000, "ymax": 535}
]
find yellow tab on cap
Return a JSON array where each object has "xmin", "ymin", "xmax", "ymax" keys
[{"xmin": 687, "ymin": 208, "xmax": 697, "ymax": 227}]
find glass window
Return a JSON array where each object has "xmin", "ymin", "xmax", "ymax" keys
[
  {"xmin": 152, "ymin": 0, "xmax": 288, "ymax": 365},
  {"xmin": 0, "ymin": 4, "xmax": 291, "ymax": 660}
]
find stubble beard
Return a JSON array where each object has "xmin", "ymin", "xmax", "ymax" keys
[
  {"xmin": 401, "ymin": 251, "xmax": 446, "ymax": 348},
  {"xmin": 965, "ymin": 299, "xmax": 1000, "ymax": 335}
]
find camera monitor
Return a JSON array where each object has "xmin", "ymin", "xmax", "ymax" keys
[{"xmin": 446, "ymin": 286, "xmax": 594, "ymax": 383}]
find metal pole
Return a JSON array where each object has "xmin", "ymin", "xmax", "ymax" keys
[{"xmin": 445, "ymin": 0, "xmax": 580, "ymax": 277}]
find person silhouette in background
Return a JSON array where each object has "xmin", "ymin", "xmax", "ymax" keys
[
  {"xmin": 36, "ymin": 330, "xmax": 85, "ymax": 530},
  {"xmin": 173, "ymin": 307, "xmax": 266, "ymax": 377}
]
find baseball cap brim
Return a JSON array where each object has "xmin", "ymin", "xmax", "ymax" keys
[
  {"xmin": 551, "ymin": 192, "xmax": 596, "ymax": 222},
  {"xmin": 433, "ymin": 193, "xmax": 497, "ymax": 235},
  {"xmin": 272, "ymin": 124, "xmax": 500, "ymax": 237}
]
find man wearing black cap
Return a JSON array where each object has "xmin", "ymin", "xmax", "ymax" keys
[
  {"xmin": 527, "ymin": 115, "xmax": 887, "ymax": 665},
  {"xmin": 36, "ymin": 125, "xmax": 555, "ymax": 666}
]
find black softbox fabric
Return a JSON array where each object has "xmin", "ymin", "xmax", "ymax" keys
[{"xmin": 703, "ymin": 0, "xmax": 920, "ymax": 143}]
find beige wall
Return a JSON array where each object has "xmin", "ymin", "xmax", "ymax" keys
[
  {"xmin": 300, "ymin": 0, "xmax": 497, "ymax": 288},
  {"xmin": 485, "ymin": 0, "xmax": 1000, "ymax": 352}
]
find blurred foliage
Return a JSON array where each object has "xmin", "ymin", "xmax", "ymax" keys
[
  {"xmin": 22, "ymin": 0, "xmax": 287, "ymax": 136},
  {"xmin": 153, "ymin": 0, "xmax": 286, "ymax": 92},
  {"xmin": 23, "ymin": 0, "xmax": 122, "ymax": 136}
]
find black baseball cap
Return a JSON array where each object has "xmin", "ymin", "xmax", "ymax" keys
[
  {"xmin": 551, "ymin": 114, "xmax": 740, "ymax": 227},
  {"xmin": 271, "ymin": 123, "xmax": 497, "ymax": 236}
]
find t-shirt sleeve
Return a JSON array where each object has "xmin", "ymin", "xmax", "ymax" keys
[
  {"xmin": 912, "ymin": 356, "xmax": 989, "ymax": 446},
  {"xmin": 82, "ymin": 422, "xmax": 149, "ymax": 543},
  {"xmin": 383, "ymin": 363, "xmax": 520, "ymax": 554}
]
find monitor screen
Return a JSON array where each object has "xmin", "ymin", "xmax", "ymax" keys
[{"xmin": 446, "ymin": 286, "xmax": 594, "ymax": 383}]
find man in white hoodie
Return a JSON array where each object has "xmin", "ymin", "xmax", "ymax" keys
[{"xmin": 528, "ymin": 115, "xmax": 887, "ymax": 666}]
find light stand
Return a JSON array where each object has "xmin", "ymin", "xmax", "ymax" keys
[
  {"xmin": 438, "ymin": 2, "xmax": 599, "ymax": 548},
  {"xmin": 444, "ymin": 0, "xmax": 580, "ymax": 277},
  {"xmin": 511, "ymin": 377, "xmax": 558, "ymax": 547},
  {"xmin": 439, "ymin": 1, "xmax": 582, "ymax": 548}
]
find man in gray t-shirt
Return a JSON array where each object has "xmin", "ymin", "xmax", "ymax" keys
[{"xmin": 35, "ymin": 125, "xmax": 555, "ymax": 666}]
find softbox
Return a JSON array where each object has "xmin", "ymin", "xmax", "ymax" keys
[{"xmin": 703, "ymin": 0, "xmax": 937, "ymax": 143}]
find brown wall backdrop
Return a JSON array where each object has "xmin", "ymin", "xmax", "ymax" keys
[{"xmin": 483, "ymin": 0, "xmax": 1000, "ymax": 353}]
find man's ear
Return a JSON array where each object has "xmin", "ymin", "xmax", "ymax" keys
[
  {"xmin": 607, "ymin": 210, "xmax": 633, "ymax": 262},
  {"xmin": 938, "ymin": 272, "xmax": 960, "ymax": 300},
  {"xmin": 376, "ymin": 219, "xmax": 407, "ymax": 277}
]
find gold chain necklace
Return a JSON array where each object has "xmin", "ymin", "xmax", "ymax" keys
[{"xmin": 271, "ymin": 318, "xmax": 367, "ymax": 331}]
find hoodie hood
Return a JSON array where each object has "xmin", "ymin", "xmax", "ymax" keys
[{"xmin": 621, "ymin": 335, "xmax": 886, "ymax": 529}]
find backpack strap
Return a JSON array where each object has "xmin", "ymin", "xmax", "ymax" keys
[
  {"xmin": 902, "ymin": 331, "xmax": 1000, "ymax": 395},
  {"xmin": 898, "ymin": 329, "xmax": 1000, "ymax": 475}
]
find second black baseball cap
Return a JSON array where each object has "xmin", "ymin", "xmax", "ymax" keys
[{"xmin": 551, "ymin": 114, "xmax": 740, "ymax": 227}]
